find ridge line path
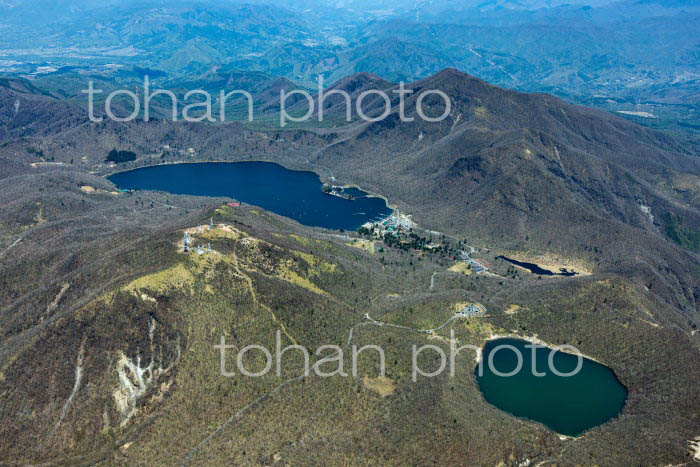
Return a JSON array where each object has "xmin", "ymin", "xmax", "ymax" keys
[
  {"xmin": 182, "ymin": 222, "xmax": 488, "ymax": 464},
  {"xmin": 181, "ymin": 311, "xmax": 473, "ymax": 465},
  {"xmin": 231, "ymin": 240, "xmax": 299, "ymax": 346}
]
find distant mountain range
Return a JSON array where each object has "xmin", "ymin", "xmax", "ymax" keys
[{"xmin": 0, "ymin": 0, "xmax": 697, "ymax": 137}]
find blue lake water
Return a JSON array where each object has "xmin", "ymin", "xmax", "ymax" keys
[
  {"xmin": 476, "ymin": 338, "xmax": 627, "ymax": 437},
  {"xmin": 107, "ymin": 162, "xmax": 393, "ymax": 230},
  {"xmin": 497, "ymin": 256, "xmax": 578, "ymax": 276}
]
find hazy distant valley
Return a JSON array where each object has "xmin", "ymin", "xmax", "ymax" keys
[{"xmin": 1, "ymin": 0, "xmax": 699, "ymax": 136}]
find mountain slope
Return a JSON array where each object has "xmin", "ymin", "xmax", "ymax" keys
[
  {"xmin": 1, "ymin": 157, "xmax": 699, "ymax": 465},
  {"xmin": 0, "ymin": 78, "xmax": 86, "ymax": 141},
  {"xmin": 313, "ymin": 69, "xmax": 700, "ymax": 311}
]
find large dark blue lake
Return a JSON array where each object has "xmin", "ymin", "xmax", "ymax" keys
[
  {"xmin": 107, "ymin": 162, "xmax": 393, "ymax": 231},
  {"xmin": 476, "ymin": 338, "xmax": 627, "ymax": 437}
]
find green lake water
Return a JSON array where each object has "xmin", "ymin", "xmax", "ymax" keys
[{"xmin": 475, "ymin": 338, "xmax": 628, "ymax": 437}]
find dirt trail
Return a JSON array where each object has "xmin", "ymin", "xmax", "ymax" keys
[
  {"xmin": 232, "ymin": 241, "xmax": 299, "ymax": 346},
  {"xmin": 181, "ymin": 310, "xmax": 469, "ymax": 465},
  {"xmin": 51, "ymin": 337, "xmax": 86, "ymax": 436},
  {"xmin": 0, "ymin": 236, "xmax": 22, "ymax": 258}
]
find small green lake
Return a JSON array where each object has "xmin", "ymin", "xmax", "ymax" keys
[{"xmin": 475, "ymin": 338, "xmax": 627, "ymax": 437}]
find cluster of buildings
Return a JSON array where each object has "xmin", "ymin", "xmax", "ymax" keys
[
  {"xmin": 361, "ymin": 211, "xmax": 416, "ymax": 238},
  {"xmin": 360, "ymin": 212, "xmax": 455, "ymax": 254},
  {"xmin": 359, "ymin": 212, "xmax": 489, "ymax": 274},
  {"xmin": 457, "ymin": 251, "xmax": 486, "ymax": 273},
  {"xmin": 183, "ymin": 221, "xmax": 214, "ymax": 255},
  {"xmin": 457, "ymin": 304, "xmax": 487, "ymax": 316}
]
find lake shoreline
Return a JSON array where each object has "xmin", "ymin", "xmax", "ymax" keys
[
  {"xmin": 104, "ymin": 158, "xmax": 401, "ymax": 221},
  {"xmin": 485, "ymin": 333, "xmax": 603, "ymax": 364},
  {"xmin": 106, "ymin": 160, "xmax": 394, "ymax": 231},
  {"xmin": 477, "ymin": 335, "xmax": 629, "ymax": 438}
]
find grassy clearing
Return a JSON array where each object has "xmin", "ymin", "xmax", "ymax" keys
[
  {"xmin": 293, "ymin": 251, "xmax": 338, "ymax": 276},
  {"xmin": 474, "ymin": 106, "xmax": 490, "ymax": 119},
  {"xmin": 289, "ymin": 234, "xmax": 312, "ymax": 246},
  {"xmin": 123, "ymin": 263, "xmax": 194, "ymax": 295},
  {"xmin": 362, "ymin": 375, "xmax": 396, "ymax": 397},
  {"xmin": 504, "ymin": 304, "xmax": 522, "ymax": 315},
  {"xmin": 34, "ymin": 202, "xmax": 47, "ymax": 224},
  {"xmin": 347, "ymin": 239, "xmax": 377, "ymax": 254},
  {"xmin": 277, "ymin": 262, "xmax": 328, "ymax": 295},
  {"xmin": 197, "ymin": 224, "xmax": 243, "ymax": 241},
  {"xmin": 448, "ymin": 262, "xmax": 472, "ymax": 275}
]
